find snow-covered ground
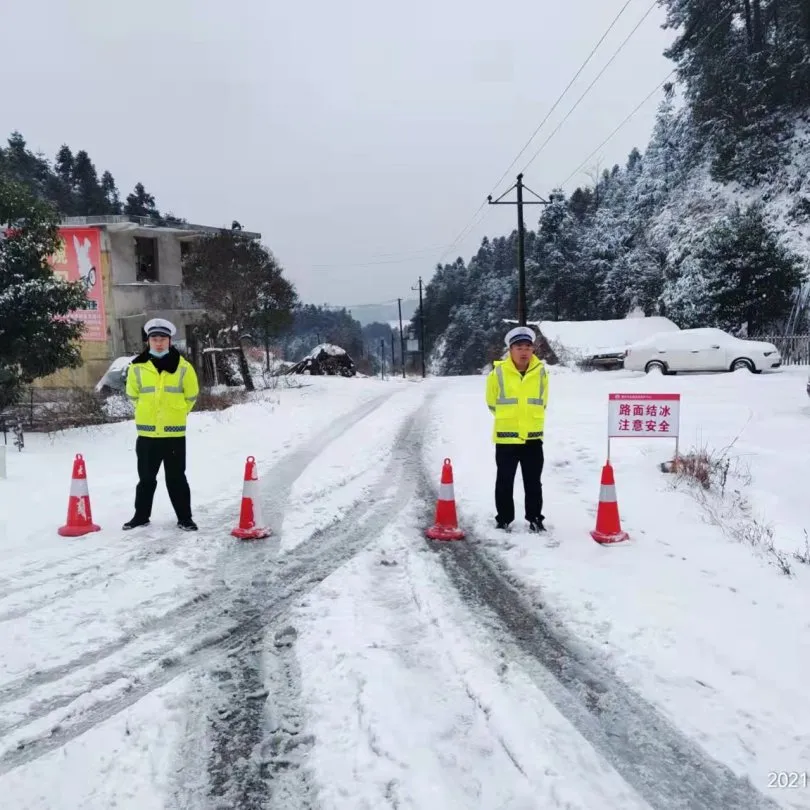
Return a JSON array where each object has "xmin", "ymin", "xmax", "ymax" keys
[{"xmin": 0, "ymin": 366, "xmax": 808, "ymax": 809}]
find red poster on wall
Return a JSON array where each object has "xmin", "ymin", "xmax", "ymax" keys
[{"xmin": 49, "ymin": 228, "xmax": 107, "ymax": 342}]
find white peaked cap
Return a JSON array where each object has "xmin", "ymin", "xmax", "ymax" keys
[
  {"xmin": 505, "ymin": 325, "xmax": 536, "ymax": 347},
  {"xmin": 144, "ymin": 318, "xmax": 177, "ymax": 338}
]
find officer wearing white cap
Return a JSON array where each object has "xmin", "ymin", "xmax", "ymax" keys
[
  {"xmin": 123, "ymin": 318, "xmax": 200, "ymax": 531},
  {"xmin": 485, "ymin": 325, "xmax": 549, "ymax": 532}
]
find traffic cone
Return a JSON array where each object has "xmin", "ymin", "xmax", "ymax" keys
[
  {"xmin": 590, "ymin": 461, "xmax": 629, "ymax": 545},
  {"xmin": 426, "ymin": 458, "xmax": 465, "ymax": 541},
  {"xmin": 231, "ymin": 455, "xmax": 271, "ymax": 540},
  {"xmin": 58, "ymin": 454, "xmax": 101, "ymax": 537}
]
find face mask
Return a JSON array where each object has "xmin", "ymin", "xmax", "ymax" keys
[{"xmin": 149, "ymin": 348, "xmax": 169, "ymax": 358}]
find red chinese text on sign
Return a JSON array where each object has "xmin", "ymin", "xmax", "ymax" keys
[{"xmin": 608, "ymin": 393, "xmax": 681, "ymax": 439}]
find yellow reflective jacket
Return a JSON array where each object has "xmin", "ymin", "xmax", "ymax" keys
[
  {"xmin": 485, "ymin": 355, "xmax": 548, "ymax": 444},
  {"xmin": 126, "ymin": 349, "xmax": 199, "ymax": 438}
]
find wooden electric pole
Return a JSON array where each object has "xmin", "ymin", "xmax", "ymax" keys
[
  {"xmin": 487, "ymin": 173, "xmax": 553, "ymax": 326},
  {"xmin": 411, "ymin": 276, "xmax": 426, "ymax": 378},
  {"xmin": 397, "ymin": 297, "xmax": 406, "ymax": 378}
]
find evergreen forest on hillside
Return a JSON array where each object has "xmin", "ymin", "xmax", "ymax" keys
[{"xmin": 417, "ymin": 0, "xmax": 810, "ymax": 374}]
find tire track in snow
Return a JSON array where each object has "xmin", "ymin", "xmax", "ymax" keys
[
  {"xmin": 420, "ymin": 494, "xmax": 779, "ymax": 809},
  {"xmin": 0, "ymin": 545, "xmax": 115, "ymax": 594},
  {"xmin": 0, "ymin": 405, "xmax": 425, "ymax": 780},
  {"xmin": 0, "ymin": 545, "xmax": 148, "ymax": 604},
  {"xmin": 0, "ymin": 391, "xmax": 394, "ymax": 618},
  {"xmin": 196, "ymin": 396, "xmax": 430, "ymax": 810},
  {"xmin": 0, "ymin": 390, "xmax": 401, "ymax": 776}
]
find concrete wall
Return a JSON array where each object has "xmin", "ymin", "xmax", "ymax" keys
[
  {"xmin": 108, "ymin": 229, "xmax": 202, "ymax": 354},
  {"xmin": 35, "ymin": 226, "xmax": 205, "ymax": 391},
  {"xmin": 107, "ymin": 230, "xmax": 184, "ymax": 286},
  {"xmin": 35, "ymin": 242, "xmax": 116, "ymax": 390}
]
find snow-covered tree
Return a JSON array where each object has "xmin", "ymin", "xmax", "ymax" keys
[
  {"xmin": 0, "ymin": 178, "xmax": 89, "ymax": 409},
  {"xmin": 663, "ymin": 203, "xmax": 804, "ymax": 332}
]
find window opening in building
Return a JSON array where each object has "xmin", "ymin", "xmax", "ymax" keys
[{"xmin": 135, "ymin": 237, "xmax": 159, "ymax": 282}]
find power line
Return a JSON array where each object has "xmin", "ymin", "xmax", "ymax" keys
[
  {"xmin": 308, "ymin": 243, "xmax": 454, "ymax": 269},
  {"xmin": 309, "ymin": 250, "xmax": 450, "ymax": 270},
  {"xmin": 433, "ymin": 200, "xmax": 491, "ymax": 268},
  {"xmin": 492, "ymin": 0, "xmax": 636, "ymax": 194},
  {"xmin": 557, "ymin": 5, "xmax": 736, "ymax": 189},
  {"xmin": 558, "ymin": 79, "xmax": 668, "ymax": 188},
  {"xmin": 330, "ymin": 298, "xmax": 404, "ymax": 310},
  {"xmin": 521, "ymin": 0, "xmax": 659, "ymax": 176},
  {"xmin": 432, "ymin": 0, "xmax": 640, "ymax": 269}
]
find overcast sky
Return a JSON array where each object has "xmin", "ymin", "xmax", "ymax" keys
[{"xmin": 1, "ymin": 0, "xmax": 674, "ymax": 308}]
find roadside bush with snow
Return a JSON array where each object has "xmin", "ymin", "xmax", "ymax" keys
[
  {"xmin": 664, "ymin": 442, "xmax": 798, "ymax": 575},
  {"xmin": 286, "ymin": 343, "xmax": 356, "ymax": 376}
]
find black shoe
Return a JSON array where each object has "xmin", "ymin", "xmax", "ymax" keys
[
  {"xmin": 528, "ymin": 520, "xmax": 546, "ymax": 533},
  {"xmin": 177, "ymin": 519, "xmax": 198, "ymax": 531},
  {"xmin": 123, "ymin": 516, "xmax": 150, "ymax": 530},
  {"xmin": 496, "ymin": 520, "xmax": 512, "ymax": 532}
]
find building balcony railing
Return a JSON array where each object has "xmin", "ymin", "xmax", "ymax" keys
[
  {"xmin": 61, "ymin": 214, "xmax": 260, "ymax": 240},
  {"xmin": 112, "ymin": 283, "xmax": 204, "ymax": 316}
]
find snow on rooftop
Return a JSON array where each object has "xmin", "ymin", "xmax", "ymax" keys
[
  {"xmin": 306, "ymin": 343, "xmax": 346, "ymax": 358},
  {"xmin": 536, "ymin": 315, "xmax": 680, "ymax": 357}
]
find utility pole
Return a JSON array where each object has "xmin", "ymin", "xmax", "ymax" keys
[
  {"xmin": 410, "ymin": 276, "xmax": 426, "ymax": 378},
  {"xmin": 487, "ymin": 174, "xmax": 553, "ymax": 326},
  {"xmin": 397, "ymin": 298, "xmax": 406, "ymax": 378},
  {"xmin": 379, "ymin": 339, "xmax": 385, "ymax": 380}
]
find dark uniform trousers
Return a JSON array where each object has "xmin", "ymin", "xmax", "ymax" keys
[
  {"xmin": 495, "ymin": 439, "xmax": 544, "ymax": 525},
  {"xmin": 134, "ymin": 436, "xmax": 192, "ymax": 522}
]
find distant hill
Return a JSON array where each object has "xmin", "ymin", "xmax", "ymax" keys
[{"xmin": 346, "ymin": 299, "xmax": 417, "ymax": 327}]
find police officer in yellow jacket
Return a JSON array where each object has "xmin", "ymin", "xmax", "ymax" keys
[
  {"xmin": 124, "ymin": 318, "xmax": 200, "ymax": 531},
  {"xmin": 486, "ymin": 325, "xmax": 549, "ymax": 532}
]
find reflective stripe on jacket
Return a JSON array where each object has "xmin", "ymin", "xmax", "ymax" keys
[
  {"xmin": 126, "ymin": 355, "xmax": 199, "ymax": 438},
  {"xmin": 485, "ymin": 355, "xmax": 548, "ymax": 444}
]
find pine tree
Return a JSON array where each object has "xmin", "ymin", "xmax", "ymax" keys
[
  {"xmin": 0, "ymin": 178, "xmax": 89, "ymax": 410},
  {"xmin": 660, "ymin": 0, "xmax": 810, "ymax": 184},
  {"xmin": 71, "ymin": 150, "xmax": 107, "ymax": 214},
  {"xmin": 49, "ymin": 145, "xmax": 77, "ymax": 214},
  {"xmin": 531, "ymin": 197, "xmax": 589, "ymax": 320},
  {"xmin": 662, "ymin": 203, "xmax": 804, "ymax": 332},
  {"xmin": 2, "ymin": 132, "xmax": 49, "ymax": 193},
  {"xmin": 54, "ymin": 145, "xmax": 73, "ymax": 186},
  {"xmin": 100, "ymin": 171, "xmax": 122, "ymax": 214},
  {"xmin": 124, "ymin": 182, "xmax": 160, "ymax": 219},
  {"xmin": 703, "ymin": 204, "xmax": 804, "ymax": 333}
]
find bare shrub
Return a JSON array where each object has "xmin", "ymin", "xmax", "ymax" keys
[
  {"xmin": 667, "ymin": 448, "xmax": 733, "ymax": 492},
  {"xmin": 38, "ymin": 387, "xmax": 129, "ymax": 434},
  {"xmin": 261, "ymin": 370, "xmax": 304, "ymax": 391},
  {"xmin": 793, "ymin": 532, "xmax": 810, "ymax": 566},
  {"xmin": 194, "ymin": 388, "xmax": 250, "ymax": 412},
  {"xmin": 665, "ymin": 440, "xmax": 795, "ymax": 576}
]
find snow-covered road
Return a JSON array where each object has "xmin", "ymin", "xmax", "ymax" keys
[{"xmin": 0, "ymin": 370, "xmax": 807, "ymax": 809}]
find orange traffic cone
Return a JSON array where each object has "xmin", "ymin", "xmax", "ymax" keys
[
  {"xmin": 58, "ymin": 454, "xmax": 101, "ymax": 537},
  {"xmin": 590, "ymin": 461, "xmax": 629, "ymax": 544},
  {"xmin": 231, "ymin": 456, "xmax": 271, "ymax": 540},
  {"xmin": 426, "ymin": 458, "xmax": 465, "ymax": 541}
]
